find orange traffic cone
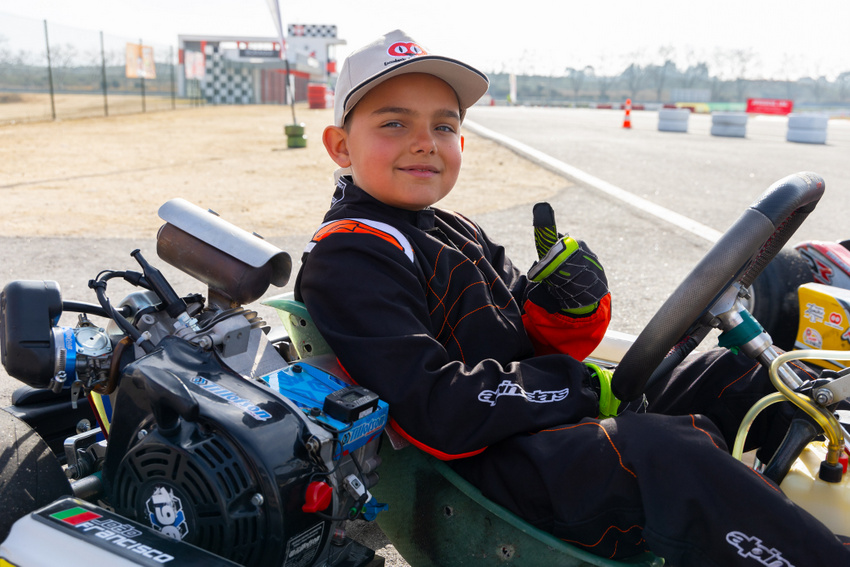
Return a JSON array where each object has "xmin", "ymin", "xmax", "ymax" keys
[{"xmin": 623, "ymin": 99, "xmax": 632, "ymax": 128}]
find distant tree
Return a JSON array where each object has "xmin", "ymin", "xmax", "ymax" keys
[
  {"xmin": 682, "ymin": 61, "xmax": 710, "ymax": 90},
  {"xmin": 838, "ymin": 71, "xmax": 850, "ymax": 102},
  {"xmin": 0, "ymin": 35, "xmax": 9, "ymax": 65},
  {"xmin": 620, "ymin": 49, "xmax": 650, "ymax": 100},
  {"xmin": 779, "ymin": 53, "xmax": 800, "ymax": 100},
  {"xmin": 50, "ymin": 43, "xmax": 79, "ymax": 90},
  {"xmin": 621, "ymin": 63, "xmax": 646, "ymax": 100},
  {"xmin": 807, "ymin": 75, "xmax": 830, "ymax": 103},
  {"xmin": 648, "ymin": 45, "xmax": 676, "ymax": 101},
  {"xmin": 565, "ymin": 65, "xmax": 593, "ymax": 102},
  {"xmin": 729, "ymin": 48, "xmax": 755, "ymax": 101}
]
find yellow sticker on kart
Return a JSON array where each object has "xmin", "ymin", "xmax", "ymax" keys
[{"xmin": 796, "ymin": 283, "xmax": 850, "ymax": 369}]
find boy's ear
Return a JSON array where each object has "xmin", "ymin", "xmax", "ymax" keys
[{"xmin": 322, "ymin": 125, "xmax": 352, "ymax": 168}]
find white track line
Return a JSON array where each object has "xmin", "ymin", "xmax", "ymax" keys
[{"xmin": 464, "ymin": 120, "xmax": 723, "ymax": 244}]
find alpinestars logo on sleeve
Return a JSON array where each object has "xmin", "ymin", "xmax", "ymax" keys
[
  {"xmin": 478, "ymin": 380, "xmax": 569, "ymax": 407},
  {"xmin": 726, "ymin": 531, "xmax": 795, "ymax": 567}
]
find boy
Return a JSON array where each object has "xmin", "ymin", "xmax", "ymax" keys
[{"xmin": 294, "ymin": 30, "xmax": 849, "ymax": 565}]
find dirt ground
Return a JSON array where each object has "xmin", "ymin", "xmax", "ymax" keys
[{"xmin": 0, "ymin": 100, "xmax": 569, "ymax": 239}]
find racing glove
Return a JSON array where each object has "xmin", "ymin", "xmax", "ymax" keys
[
  {"xmin": 529, "ymin": 203, "xmax": 609, "ymax": 314},
  {"xmin": 586, "ymin": 363, "xmax": 648, "ymax": 418}
]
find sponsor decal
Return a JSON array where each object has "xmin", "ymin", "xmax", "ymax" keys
[
  {"xmin": 284, "ymin": 523, "xmax": 324, "ymax": 567},
  {"xmin": 340, "ymin": 412, "xmax": 388, "ymax": 446},
  {"xmin": 726, "ymin": 531, "xmax": 795, "ymax": 566},
  {"xmin": 827, "ymin": 311, "xmax": 844, "ymax": 329},
  {"xmin": 478, "ymin": 380, "xmax": 569, "ymax": 407},
  {"xmin": 191, "ymin": 376, "xmax": 271, "ymax": 421},
  {"xmin": 812, "ymin": 258, "xmax": 834, "ymax": 285},
  {"xmin": 51, "ymin": 506, "xmax": 101, "ymax": 525},
  {"xmin": 49, "ymin": 506, "xmax": 174, "ymax": 563},
  {"xmin": 146, "ymin": 486, "xmax": 189, "ymax": 541},
  {"xmin": 804, "ymin": 303, "xmax": 825, "ymax": 324},
  {"xmin": 387, "ymin": 41, "xmax": 426, "ymax": 58},
  {"xmin": 803, "ymin": 327, "xmax": 823, "ymax": 349},
  {"xmin": 842, "ymin": 326, "xmax": 850, "ymax": 345}
]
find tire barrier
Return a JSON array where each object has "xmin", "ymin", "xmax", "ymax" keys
[
  {"xmin": 786, "ymin": 113, "xmax": 829, "ymax": 144},
  {"xmin": 284, "ymin": 123, "xmax": 307, "ymax": 148},
  {"xmin": 710, "ymin": 112, "xmax": 748, "ymax": 138},
  {"xmin": 658, "ymin": 108, "xmax": 690, "ymax": 133},
  {"xmin": 623, "ymin": 98, "xmax": 632, "ymax": 129}
]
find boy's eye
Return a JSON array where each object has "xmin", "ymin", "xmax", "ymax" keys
[
  {"xmin": 382, "ymin": 120, "xmax": 404, "ymax": 128},
  {"xmin": 436, "ymin": 124, "xmax": 457, "ymax": 133}
]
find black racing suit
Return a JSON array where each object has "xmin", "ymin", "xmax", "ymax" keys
[{"xmin": 295, "ymin": 176, "xmax": 850, "ymax": 566}]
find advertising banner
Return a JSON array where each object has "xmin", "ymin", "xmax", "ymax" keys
[
  {"xmin": 746, "ymin": 98, "xmax": 793, "ymax": 115},
  {"xmin": 184, "ymin": 50, "xmax": 205, "ymax": 80},
  {"xmin": 126, "ymin": 43, "xmax": 156, "ymax": 79}
]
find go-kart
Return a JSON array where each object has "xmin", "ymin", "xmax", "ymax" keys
[{"xmin": 1, "ymin": 171, "xmax": 847, "ymax": 567}]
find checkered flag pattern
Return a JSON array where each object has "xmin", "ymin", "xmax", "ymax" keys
[
  {"xmin": 202, "ymin": 44, "xmax": 254, "ymax": 104},
  {"xmin": 288, "ymin": 24, "xmax": 337, "ymax": 37}
]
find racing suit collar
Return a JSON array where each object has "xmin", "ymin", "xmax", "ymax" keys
[{"xmin": 328, "ymin": 175, "xmax": 436, "ymax": 230}]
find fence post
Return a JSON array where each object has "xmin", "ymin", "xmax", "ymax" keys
[
  {"xmin": 100, "ymin": 31, "xmax": 109, "ymax": 117},
  {"xmin": 43, "ymin": 20, "xmax": 56, "ymax": 120},
  {"xmin": 170, "ymin": 46, "xmax": 176, "ymax": 109}
]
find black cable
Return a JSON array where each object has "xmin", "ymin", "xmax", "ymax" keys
[{"xmin": 89, "ymin": 271, "xmax": 155, "ymax": 353}]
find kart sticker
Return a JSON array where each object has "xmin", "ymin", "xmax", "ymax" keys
[
  {"xmin": 726, "ymin": 530, "xmax": 794, "ymax": 566},
  {"xmin": 283, "ymin": 523, "xmax": 324, "ymax": 567},
  {"xmin": 804, "ymin": 303, "xmax": 825, "ymax": 324},
  {"xmin": 478, "ymin": 379, "xmax": 569, "ymax": 407},
  {"xmin": 39, "ymin": 501, "xmax": 176, "ymax": 564},
  {"xmin": 827, "ymin": 311, "xmax": 844, "ymax": 329},
  {"xmin": 146, "ymin": 486, "xmax": 189, "ymax": 541},
  {"xmin": 802, "ymin": 327, "xmax": 823, "ymax": 349},
  {"xmin": 190, "ymin": 376, "xmax": 272, "ymax": 421}
]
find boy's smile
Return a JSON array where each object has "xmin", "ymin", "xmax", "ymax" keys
[{"xmin": 323, "ymin": 73, "xmax": 463, "ymax": 211}]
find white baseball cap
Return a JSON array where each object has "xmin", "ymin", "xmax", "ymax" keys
[{"xmin": 333, "ymin": 29, "xmax": 490, "ymax": 127}]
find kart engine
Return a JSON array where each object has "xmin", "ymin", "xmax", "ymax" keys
[
  {"xmin": 0, "ymin": 199, "xmax": 388, "ymax": 567},
  {"xmin": 102, "ymin": 335, "xmax": 387, "ymax": 567}
]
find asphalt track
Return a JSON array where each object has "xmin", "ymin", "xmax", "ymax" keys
[{"xmin": 465, "ymin": 107, "xmax": 850, "ymax": 335}]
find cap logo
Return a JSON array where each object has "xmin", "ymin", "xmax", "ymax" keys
[{"xmin": 387, "ymin": 42, "xmax": 426, "ymax": 58}]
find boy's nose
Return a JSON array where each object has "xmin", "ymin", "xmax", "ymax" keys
[{"xmin": 411, "ymin": 129, "xmax": 437, "ymax": 154}]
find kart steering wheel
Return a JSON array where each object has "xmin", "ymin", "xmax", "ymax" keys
[{"xmin": 611, "ymin": 172, "xmax": 825, "ymax": 402}]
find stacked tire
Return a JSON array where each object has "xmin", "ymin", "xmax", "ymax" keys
[
  {"xmin": 786, "ymin": 114, "xmax": 829, "ymax": 144},
  {"xmin": 711, "ymin": 112, "xmax": 748, "ymax": 138},
  {"xmin": 285, "ymin": 123, "xmax": 307, "ymax": 148},
  {"xmin": 658, "ymin": 108, "xmax": 690, "ymax": 133},
  {"xmin": 308, "ymin": 84, "xmax": 332, "ymax": 109}
]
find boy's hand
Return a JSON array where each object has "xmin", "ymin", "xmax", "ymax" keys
[
  {"xmin": 586, "ymin": 363, "xmax": 648, "ymax": 418},
  {"xmin": 529, "ymin": 203, "xmax": 608, "ymax": 314}
]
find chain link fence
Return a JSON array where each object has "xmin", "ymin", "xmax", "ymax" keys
[{"xmin": 0, "ymin": 12, "xmax": 200, "ymax": 125}]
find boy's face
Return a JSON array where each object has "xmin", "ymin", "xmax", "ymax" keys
[{"xmin": 323, "ymin": 73, "xmax": 463, "ymax": 211}]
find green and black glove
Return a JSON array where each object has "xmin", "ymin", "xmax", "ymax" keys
[
  {"xmin": 586, "ymin": 363, "xmax": 648, "ymax": 418},
  {"xmin": 529, "ymin": 202, "xmax": 609, "ymax": 314}
]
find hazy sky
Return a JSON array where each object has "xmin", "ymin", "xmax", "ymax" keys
[{"xmin": 1, "ymin": 0, "xmax": 848, "ymax": 80}]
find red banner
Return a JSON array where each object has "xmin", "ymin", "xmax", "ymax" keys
[{"xmin": 746, "ymin": 98, "xmax": 794, "ymax": 115}]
